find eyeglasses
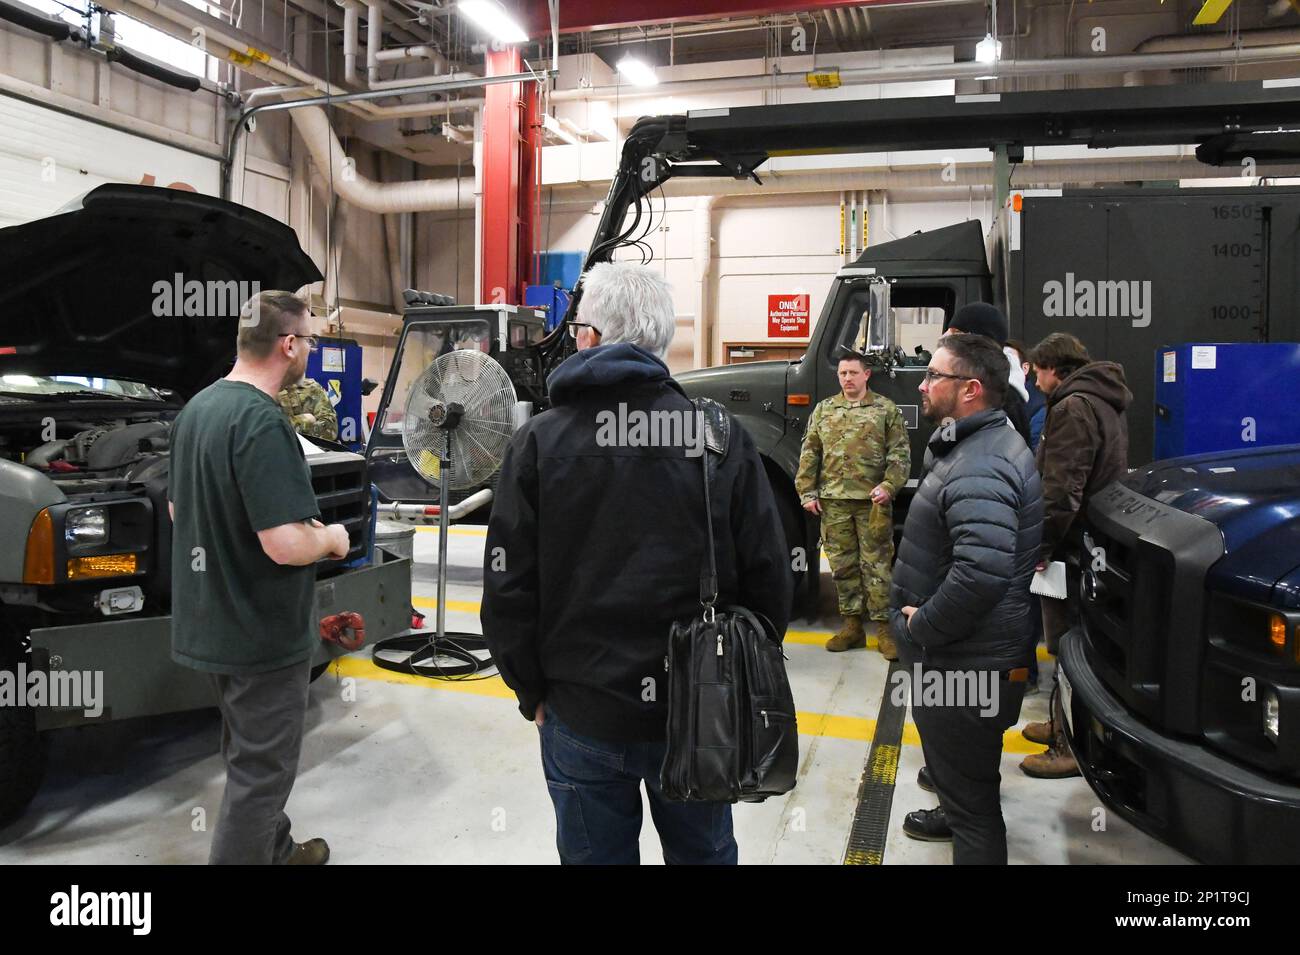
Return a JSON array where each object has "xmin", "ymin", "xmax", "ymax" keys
[
  {"xmin": 565, "ymin": 322, "xmax": 600, "ymax": 340},
  {"xmin": 922, "ymin": 368, "xmax": 972, "ymax": 385},
  {"xmin": 277, "ymin": 333, "xmax": 320, "ymax": 352}
]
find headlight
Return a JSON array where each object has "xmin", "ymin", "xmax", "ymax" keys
[
  {"xmin": 1264, "ymin": 690, "xmax": 1280, "ymax": 742},
  {"xmin": 65, "ymin": 506, "xmax": 108, "ymax": 548}
]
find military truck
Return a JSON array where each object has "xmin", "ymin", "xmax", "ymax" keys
[
  {"xmin": 1060, "ymin": 448, "xmax": 1300, "ymax": 864},
  {"xmin": 0, "ymin": 185, "xmax": 411, "ymax": 823},
  {"xmin": 513, "ymin": 82, "xmax": 1300, "ymax": 611}
]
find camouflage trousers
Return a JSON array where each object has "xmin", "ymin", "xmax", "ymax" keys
[{"xmin": 820, "ymin": 499, "xmax": 894, "ymax": 621}]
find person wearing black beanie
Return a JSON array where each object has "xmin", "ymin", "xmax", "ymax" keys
[
  {"xmin": 946, "ymin": 302, "xmax": 1009, "ymax": 345},
  {"xmin": 944, "ymin": 303, "xmax": 1031, "ymax": 445}
]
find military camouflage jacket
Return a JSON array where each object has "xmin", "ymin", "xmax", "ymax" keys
[
  {"xmin": 277, "ymin": 378, "xmax": 339, "ymax": 442},
  {"xmin": 795, "ymin": 391, "xmax": 911, "ymax": 503}
]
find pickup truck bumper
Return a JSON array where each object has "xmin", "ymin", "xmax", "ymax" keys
[
  {"xmin": 1059, "ymin": 628, "xmax": 1300, "ymax": 864},
  {"xmin": 29, "ymin": 551, "xmax": 411, "ymax": 730}
]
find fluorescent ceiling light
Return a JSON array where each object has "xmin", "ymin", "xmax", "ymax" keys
[
  {"xmin": 458, "ymin": 0, "xmax": 528, "ymax": 45},
  {"xmin": 617, "ymin": 55, "xmax": 658, "ymax": 87},
  {"xmin": 975, "ymin": 32, "xmax": 1002, "ymax": 65}
]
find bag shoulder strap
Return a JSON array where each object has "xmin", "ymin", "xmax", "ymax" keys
[{"xmin": 691, "ymin": 398, "xmax": 729, "ymax": 616}]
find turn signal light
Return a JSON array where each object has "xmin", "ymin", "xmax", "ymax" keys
[
  {"xmin": 1270, "ymin": 613, "xmax": 1287, "ymax": 650},
  {"xmin": 67, "ymin": 554, "xmax": 138, "ymax": 580},
  {"xmin": 23, "ymin": 507, "xmax": 55, "ymax": 584},
  {"xmin": 788, "ymin": 394, "xmax": 811, "ymax": 406}
]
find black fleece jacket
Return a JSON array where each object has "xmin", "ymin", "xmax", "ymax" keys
[
  {"xmin": 890, "ymin": 408, "xmax": 1043, "ymax": 670},
  {"xmin": 481, "ymin": 342, "xmax": 793, "ymax": 742}
]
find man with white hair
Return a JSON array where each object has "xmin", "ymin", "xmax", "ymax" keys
[{"xmin": 483, "ymin": 261, "xmax": 792, "ymax": 865}]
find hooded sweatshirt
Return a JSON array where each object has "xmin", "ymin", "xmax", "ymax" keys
[
  {"xmin": 481, "ymin": 342, "xmax": 793, "ymax": 742},
  {"xmin": 1035, "ymin": 360, "xmax": 1133, "ymax": 563}
]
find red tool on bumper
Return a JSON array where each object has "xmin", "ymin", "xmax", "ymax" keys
[{"xmin": 319, "ymin": 611, "xmax": 366, "ymax": 651}]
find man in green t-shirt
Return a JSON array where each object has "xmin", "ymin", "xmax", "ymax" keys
[{"xmin": 169, "ymin": 289, "xmax": 350, "ymax": 866}]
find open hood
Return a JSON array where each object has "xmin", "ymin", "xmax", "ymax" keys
[{"xmin": 0, "ymin": 184, "xmax": 322, "ymax": 398}]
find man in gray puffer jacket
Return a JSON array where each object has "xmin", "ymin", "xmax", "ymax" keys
[{"xmin": 890, "ymin": 333, "xmax": 1044, "ymax": 864}]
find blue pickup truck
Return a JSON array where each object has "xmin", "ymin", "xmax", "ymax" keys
[{"xmin": 1060, "ymin": 445, "xmax": 1300, "ymax": 864}]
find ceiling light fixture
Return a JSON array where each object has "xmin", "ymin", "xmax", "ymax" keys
[
  {"xmin": 457, "ymin": 0, "xmax": 528, "ymax": 45},
  {"xmin": 617, "ymin": 54, "xmax": 659, "ymax": 87}
]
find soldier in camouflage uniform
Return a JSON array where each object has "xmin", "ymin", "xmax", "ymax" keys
[
  {"xmin": 277, "ymin": 377, "xmax": 339, "ymax": 442},
  {"xmin": 795, "ymin": 353, "xmax": 911, "ymax": 657}
]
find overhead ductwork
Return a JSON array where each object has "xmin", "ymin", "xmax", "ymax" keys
[{"xmin": 289, "ymin": 105, "xmax": 474, "ymax": 213}]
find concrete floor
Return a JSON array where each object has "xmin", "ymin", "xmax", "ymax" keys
[{"xmin": 0, "ymin": 526, "xmax": 1191, "ymax": 865}]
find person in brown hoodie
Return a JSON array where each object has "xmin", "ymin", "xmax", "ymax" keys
[{"xmin": 1020, "ymin": 332, "xmax": 1132, "ymax": 778}]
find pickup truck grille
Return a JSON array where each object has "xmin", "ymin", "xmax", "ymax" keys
[
  {"xmin": 1080, "ymin": 483, "xmax": 1224, "ymax": 736},
  {"xmin": 309, "ymin": 451, "xmax": 370, "ymax": 564}
]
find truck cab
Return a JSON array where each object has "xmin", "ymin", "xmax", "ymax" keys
[
  {"xmin": 675, "ymin": 220, "xmax": 993, "ymax": 608},
  {"xmin": 0, "ymin": 184, "xmax": 412, "ymax": 824}
]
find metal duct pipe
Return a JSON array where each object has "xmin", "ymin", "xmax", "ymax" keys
[
  {"xmin": 289, "ymin": 105, "xmax": 475, "ymax": 212},
  {"xmin": 693, "ymin": 196, "xmax": 717, "ymax": 369},
  {"xmin": 1136, "ymin": 27, "xmax": 1300, "ymax": 54},
  {"xmin": 341, "ymin": 0, "xmax": 360, "ymax": 82},
  {"xmin": 375, "ymin": 45, "xmax": 438, "ymax": 62},
  {"xmin": 366, "ymin": 3, "xmax": 382, "ymax": 84},
  {"xmin": 368, "ymin": 69, "xmax": 478, "ymax": 90}
]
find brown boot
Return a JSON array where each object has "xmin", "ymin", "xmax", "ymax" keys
[
  {"xmin": 865, "ymin": 619, "xmax": 898, "ymax": 661},
  {"xmin": 1021, "ymin": 720, "xmax": 1053, "ymax": 745},
  {"xmin": 1019, "ymin": 729, "xmax": 1081, "ymax": 779},
  {"xmin": 826, "ymin": 616, "xmax": 866, "ymax": 652}
]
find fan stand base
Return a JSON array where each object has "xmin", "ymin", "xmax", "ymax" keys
[{"xmin": 370, "ymin": 628, "xmax": 493, "ymax": 680}]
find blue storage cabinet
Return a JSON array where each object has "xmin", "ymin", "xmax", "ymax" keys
[
  {"xmin": 1154, "ymin": 342, "xmax": 1300, "ymax": 459},
  {"xmin": 306, "ymin": 337, "xmax": 365, "ymax": 451}
]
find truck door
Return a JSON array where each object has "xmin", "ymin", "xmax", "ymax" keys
[{"xmin": 818, "ymin": 277, "xmax": 960, "ymax": 496}]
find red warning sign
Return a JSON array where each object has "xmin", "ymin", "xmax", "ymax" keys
[{"xmin": 768, "ymin": 294, "xmax": 810, "ymax": 338}]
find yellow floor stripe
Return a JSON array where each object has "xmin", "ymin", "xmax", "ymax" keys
[
  {"xmin": 413, "ymin": 526, "xmax": 487, "ymax": 537},
  {"xmin": 412, "ymin": 596, "xmax": 483, "ymax": 615},
  {"xmin": 327, "ymin": 656, "xmax": 1047, "ymax": 756}
]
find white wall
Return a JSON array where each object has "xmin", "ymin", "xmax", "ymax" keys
[{"xmin": 527, "ymin": 188, "xmax": 992, "ymax": 373}]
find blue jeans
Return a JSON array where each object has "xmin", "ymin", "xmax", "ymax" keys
[{"xmin": 538, "ymin": 704, "xmax": 738, "ymax": 865}]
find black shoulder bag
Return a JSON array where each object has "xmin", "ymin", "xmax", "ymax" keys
[{"xmin": 660, "ymin": 398, "xmax": 799, "ymax": 803}]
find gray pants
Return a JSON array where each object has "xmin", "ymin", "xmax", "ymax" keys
[{"xmin": 207, "ymin": 658, "xmax": 311, "ymax": 865}]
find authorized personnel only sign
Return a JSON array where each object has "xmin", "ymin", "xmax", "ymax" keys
[{"xmin": 768, "ymin": 294, "xmax": 810, "ymax": 337}]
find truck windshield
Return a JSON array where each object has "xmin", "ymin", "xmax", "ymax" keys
[
  {"xmin": 378, "ymin": 320, "xmax": 493, "ymax": 436},
  {"xmin": 0, "ymin": 374, "xmax": 162, "ymax": 400}
]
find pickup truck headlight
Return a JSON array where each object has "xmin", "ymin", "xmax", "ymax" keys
[{"xmin": 65, "ymin": 506, "xmax": 108, "ymax": 549}]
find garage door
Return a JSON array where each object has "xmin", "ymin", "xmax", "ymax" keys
[{"xmin": 0, "ymin": 93, "xmax": 220, "ymax": 228}]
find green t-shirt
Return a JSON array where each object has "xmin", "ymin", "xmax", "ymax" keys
[{"xmin": 169, "ymin": 380, "xmax": 321, "ymax": 674}]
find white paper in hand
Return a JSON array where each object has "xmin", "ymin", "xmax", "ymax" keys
[{"xmin": 1031, "ymin": 561, "xmax": 1068, "ymax": 600}]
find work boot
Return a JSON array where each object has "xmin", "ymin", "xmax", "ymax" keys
[
  {"xmin": 917, "ymin": 766, "xmax": 935, "ymax": 793},
  {"xmin": 1021, "ymin": 720, "xmax": 1053, "ymax": 745},
  {"xmin": 867, "ymin": 619, "xmax": 899, "ymax": 661},
  {"xmin": 902, "ymin": 807, "xmax": 952, "ymax": 842},
  {"xmin": 825, "ymin": 616, "xmax": 866, "ymax": 652},
  {"xmin": 1020, "ymin": 730, "xmax": 1081, "ymax": 779},
  {"xmin": 283, "ymin": 838, "xmax": 331, "ymax": 865}
]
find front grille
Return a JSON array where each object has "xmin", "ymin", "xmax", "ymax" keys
[
  {"xmin": 1080, "ymin": 483, "xmax": 1225, "ymax": 736},
  {"xmin": 309, "ymin": 451, "xmax": 370, "ymax": 564},
  {"xmin": 1079, "ymin": 525, "xmax": 1170, "ymax": 724}
]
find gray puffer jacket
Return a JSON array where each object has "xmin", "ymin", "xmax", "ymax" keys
[{"xmin": 890, "ymin": 408, "xmax": 1043, "ymax": 670}]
